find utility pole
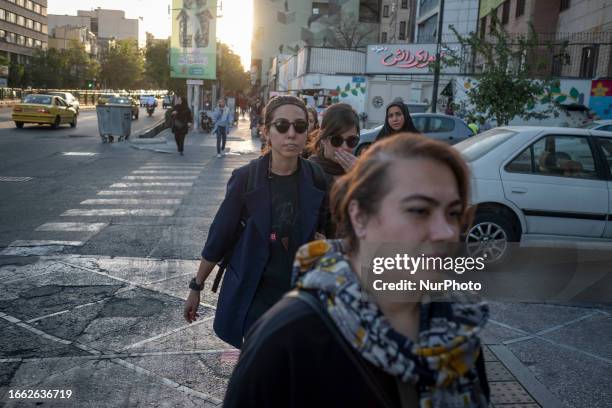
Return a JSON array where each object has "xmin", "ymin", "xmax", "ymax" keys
[{"xmin": 431, "ymin": 0, "xmax": 445, "ymax": 113}]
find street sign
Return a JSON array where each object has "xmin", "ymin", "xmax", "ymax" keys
[{"xmin": 186, "ymin": 79, "xmax": 204, "ymax": 85}]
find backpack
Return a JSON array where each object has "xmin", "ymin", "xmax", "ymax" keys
[{"xmin": 211, "ymin": 158, "xmax": 327, "ymax": 292}]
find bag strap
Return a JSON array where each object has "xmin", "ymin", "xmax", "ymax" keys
[{"xmin": 288, "ymin": 290, "xmax": 396, "ymax": 408}]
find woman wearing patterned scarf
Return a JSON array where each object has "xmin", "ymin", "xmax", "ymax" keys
[{"xmin": 224, "ymin": 133, "xmax": 490, "ymax": 408}]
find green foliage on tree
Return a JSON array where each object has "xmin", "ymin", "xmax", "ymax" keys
[
  {"xmin": 27, "ymin": 42, "xmax": 99, "ymax": 89},
  {"xmin": 443, "ymin": 16, "xmax": 568, "ymax": 125},
  {"xmin": 144, "ymin": 39, "xmax": 170, "ymax": 89},
  {"xmin": 217, "ymin": 42, "xmax": 250, "ymax": 94},
  {"xmin": 100, "ymin": 40, "xmax": 144, "ymax": 89}
]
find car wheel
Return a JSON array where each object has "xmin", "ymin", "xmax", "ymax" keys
[
  {"xmin": 465, "ymin": 209, "xmax": 520, "ymax": 263},
  {"xmin": 15, "ymin": 122, "xmax": 24, "ymax": 129},
  {"xmin": 70, "ymin": 115, "xmax": 77, "ymax": 128},
  {"xmin": 51, "ymin": 116, "xmax": 61, "ymax": 129},
  {"xmin": 355, "ymin": 142, "xmax": 371, "ymax": 157}
]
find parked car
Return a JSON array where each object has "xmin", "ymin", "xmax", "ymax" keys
[
  {"xmin": 97, "ymin": 93, "xmax": 118, "ymax": 105},
  {"xmin": 581, "ymin": 119, "xmax": 612, "ymax": 133},
  {"xmin": 48, "ymin": 92, "xmax": 80, "ymax": 115},
  {"xmin": 12, "ymin": 94, "xmax": 77, "ymax": 129},
  {"xmin": 453, "ymin": 126, "xmax": 612, "ymax": 261},
  {"xmin": 108, "ymin": 96, "xmax": 139, "ymax": 120},
  {"xmin": 162, "ymin": 95, "xmax": 174, "ymax": 109},
  {"xmin": 355, "ymin": 113, "xmax": 473, "ymax": 156}
]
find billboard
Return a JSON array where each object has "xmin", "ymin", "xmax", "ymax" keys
[{"xmin": 170, "ymin": 0, "xmax": 217, "ymax": 80}]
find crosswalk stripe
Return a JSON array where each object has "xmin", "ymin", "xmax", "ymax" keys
[
  {"xmin": 36, "ymin": 222, "xmax": 108, "ymax": 232},
  {"xmin": 131, "ymin": 170, "xmax": 201, "ymax": 174},
  {"xmin": 80, "ymin": 199, "xmax": 182, "ymax": 205},
  {"xmin": 97, "ymin": 190, "xmax": 188, "ymax": 196},
  {"xmin": 122, "ymin": 176, "xmax": 198, "ymax": 180},
  {"xmin": 61, "ymin": 209, "xmax": 176, "ymax": 216},
  {"xmin": 6, "ymin": 240, "xmax": 85, "ymax": 247},
  {"xmin": 110, "ymin": 183, "xmax": 193, "ymax": 187},
  {"xmin": 140, "ymin": 166, "xmax": 207, "ymax": 169}
]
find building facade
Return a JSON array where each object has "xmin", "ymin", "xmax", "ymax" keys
[
  {"xmin": 379, "ymin": 0, "xmax": 416, "ymax": 43},
  {"xmin": 414, "ymin": 0, "xmax": 480, "ymax": 43},
  {"xmin": 49, "ymin": 25, "xmax": 97, "ymax": 57},
  {"xmin": 0, "ymin": 0, "xmax": 48, "ymax": 64}
]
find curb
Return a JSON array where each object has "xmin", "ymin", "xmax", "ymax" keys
[{"xmin": 138, "ymin": 118, "xmax": 167, "ymax": 139}]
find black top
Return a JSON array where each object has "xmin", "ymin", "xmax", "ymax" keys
[
  {"xmin": 225, "ymin": 295, "xmax": 490, "ymax": 408},
  {"xmin": 247, "ymin": 171, "xmax": 300, "ymax": 323}
]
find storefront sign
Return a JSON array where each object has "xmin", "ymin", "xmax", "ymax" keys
[{"xmin": 366, "ymin": 44, "xmax": 454, "ymax": 75}]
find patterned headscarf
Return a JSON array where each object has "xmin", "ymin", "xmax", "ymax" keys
[{"xmin": 292, "ymin": 240, "xmax": 489, "ymax": 408}]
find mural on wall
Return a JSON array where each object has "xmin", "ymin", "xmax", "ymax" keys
[
  {"xmin": 589, "ymin": 80, "xmax": 612, "ymax": 120},
  {"xmin": 332, "ymin": 81, "xmax": 366, "ymax": 103}
]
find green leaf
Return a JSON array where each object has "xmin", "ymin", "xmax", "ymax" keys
[
  {"xmin": 345, "ymin": 83, "xmax": 350, "ymax": 91},
  {"xmin": 360, "ymin": 87, "xmax": 366, "ymax": 94},
  {"xmin": 351, "ymin": 89, "xmax": 358, "ymax": 96},
  {"xmin": 341, "ymin": 92, "xmax": 348, "ymax": 98},
  {"xmin": 569, "ymin": 87, "xmax": 579, "ymax": 100},
  {"xmin": 555, "ymin": 95, "xmax": 567, "ymax": 103},
  {"xmin": 336, "ymin": 86, "xmax": 341, "ymax": 92}
]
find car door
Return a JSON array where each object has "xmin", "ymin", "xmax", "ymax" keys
[
  {"xmin": 594, "ymin": 135, "xmax": 612, "ymax": 238},
  {"xmin": 54, "ymin": 98, "xmax": 67, "ymax": 122},
  {"xmin": 424, "ymin": 115, "xmax": 457, "ymax": 144},
  {"xmin": 501, "ymin": 133, "xmax": 608, "ymax": 238}
]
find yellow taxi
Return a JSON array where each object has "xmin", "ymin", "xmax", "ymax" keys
[{"xmin": 12, "ymin": 94, "xmax": 78, "ymax": 129}]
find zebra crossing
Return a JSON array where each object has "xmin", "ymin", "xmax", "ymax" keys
[{"xmin": 0, "ymin": 160, "xmax": 226, "ymax": 257}]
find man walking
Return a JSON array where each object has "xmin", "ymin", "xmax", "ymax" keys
[{"xmin": 212, "ymin": 98, "xmax": 231, "ymax": 158}]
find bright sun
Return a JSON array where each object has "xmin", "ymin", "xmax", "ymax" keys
[{"xmin": 217, "ymin": 0, "xmax": 253, "ymax": 70}]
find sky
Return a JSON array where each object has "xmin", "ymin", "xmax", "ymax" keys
[{"xmin": 47, "ymin": 0, "xmax": 253, "ymax": 69}]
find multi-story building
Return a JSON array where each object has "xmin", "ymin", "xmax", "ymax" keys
[
  {"xmin": 414, "ymin": 0, "xmax": 480, "ymax": 43},
  {"xmin": 379, "ymin": 0, "xmax": 416, "ymax": 43},
  {"xmin": 48, "ymin": 25, "xmax": 97, "ymax": 58},
  {"xmin": 252, "ymin": 0, "xmax": 380, "ymax": 90},
  {"xmin": 478, "ymin": 0, "xmax": 611, "ymax": 78},
  {"xmin": 0, "ymin": 0, "xmax": 48, "ymax": 64}
]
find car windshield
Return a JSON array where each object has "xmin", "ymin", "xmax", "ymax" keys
[
  {"xmin": 580, "ymin": 122, "xmax": 602, "ymax": 129},
  {"xmin": 23, "ymin": 95, "xmax": 52, "ymax": 105},
  {"xmin": 454, "ymin": 128, "xmax": 517, "ymax": 161},
  {"xmin": 109, "ymin": 97, "xmax": 130, "ymax": 105}
]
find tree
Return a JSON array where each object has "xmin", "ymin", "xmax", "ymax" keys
[
  {"xmin": 64, "ymin": 42, "xmax": 99, "ymax": 88},
  {"xmin": 217, "ymin": 42, "xmax": 250, "ymax": 94},
  {"xmin": 442, "ymin": 16, "xmax": 568, "ymax": 125},
  {"xmin": 144, "ymin": 39, "xmax": 170, "ymax": 89},
  {"xmin": 330, "ymin": 13, "xmax": 376, "ymax": 49},
  {"xmin": 26, "ymin": 43, "xmax": 98, "ymax": 89},
  {"xmin": 100, "ymin": 40, "xmax": 144, "ymax": 89}
]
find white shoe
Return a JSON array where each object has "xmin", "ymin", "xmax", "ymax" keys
[{"xmin": 217, "ymin": 153, "xmax": 222, "ymax": 158}]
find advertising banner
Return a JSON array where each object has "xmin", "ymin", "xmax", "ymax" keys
[{"xmin": 170, "ymin": 0, "xmax": 217, "ymax": 79}]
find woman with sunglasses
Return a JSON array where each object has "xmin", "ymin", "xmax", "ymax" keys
[
  {"xmin": 307, "ymin": 103, "xmax": 360, "ymax": 237},
  {"xmin": 184, "ymin": 96, "xmax": 327, "ymax": 349},
  {"xmin": 223, "ymin": 133, "xmax": 490, "ymax": 408},
  {"xmin": 376, "ymin": 100, "xmax": 419, "ymax": 141}
]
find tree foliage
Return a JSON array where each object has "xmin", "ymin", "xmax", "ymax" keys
[
  {"xmin": 217, "ymin": 42, "xmax": 250, "ymax": 94},
  {"xmin": 144, "ymin": 39, "xmax": 170, "ymax": 89},
  {"xmin": 443, "ymin": 16, "xmax": 568, "ymax": 125},
  {"xmin": 27, "ymin": 43, "xmax": 99, "ymax": 89},
  {"xmin": 100, "ymin": 40, "xmax": 144, "ymax": 89}
]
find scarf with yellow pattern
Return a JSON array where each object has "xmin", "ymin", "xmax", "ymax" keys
[{"xmin": 292, "ymin": 240, "xmax": 489, "ymax": 408}]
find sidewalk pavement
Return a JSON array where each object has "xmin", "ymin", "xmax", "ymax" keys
[{"xmin": 1, "ymin": 119, "xmax": 611, "ymax": 406}]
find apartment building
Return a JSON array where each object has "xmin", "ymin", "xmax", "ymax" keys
[
  {"xmin": 49, "ymin": 25, "xmax": 97, "ymax": 58},
  {"xmin": 379, "ymin": 0, "xmax": 416, "ymax": 43},
  {"xmin": 0, "ymin": 0, "xmax": 48, "ymax": 64}
]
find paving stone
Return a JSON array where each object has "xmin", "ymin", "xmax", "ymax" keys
[
  {"xmin": 486, "ymin": 361, "xmax": 516, "ymax": 382},
  {"xmin": 490, "ymin": 381, "xmax": 536, "ymax": 404}
]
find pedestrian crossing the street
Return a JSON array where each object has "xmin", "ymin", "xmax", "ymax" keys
[{"xmin": 0, "ymin": 158, "xmax": 252, "ymax": 257}]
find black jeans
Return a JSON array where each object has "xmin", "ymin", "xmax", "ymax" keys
[
  {"xmin": 216, "ymin": 126, "xmax": 227, "ymax": 154},
  {"xmin": 174, "ymin": 130, "xmax": 186, "ymax": 152}
]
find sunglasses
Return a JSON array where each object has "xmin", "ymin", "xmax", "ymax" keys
[
  {"xmin": 330, "ymin": 134, "xmax": 360, "ymax": 148},
  {"xmin": 272, "ymin": 119, "xmax": 309, "ymax": 134}
]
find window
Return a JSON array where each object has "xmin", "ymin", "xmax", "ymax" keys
[
  {"xmin": 516, "ymin": 0, "xmax": 525, "ymax": 17},
  {"xmin": 381, "ymin": 32, "xmax": 387, "ymax": 43},
  {"xmin": 16, "ymin": 0, "xmax": 24, "ymax": 6},
  {"xmin": 506, "ymin": 147, "xmax": 533, "ymax": 173},
  {"xmin": 428, "ymin": 117, "xmax": 455, "ymax": 132},
  {"xmin": 596, "ymin": 137, "xmax": 612, "ymax": 175},
  {"xmin": 417, "ymin": 14, "xmax": 437, "ymax": 43},
  {"xmin": 529, "ymin": 135, "xmax": 597, "ymax": 178},
  {"xmin": 580, "ymin": 46, "xmax": 599, "ymax": 78},
  {"xmin": 413, "ymin": 116, "xmax": 427, "ymax": 132},
  {"xmin": 551, "ymin": 54, "xmax": 566, "ymax": 77},
  {"xmin": 17, "ymin": 15, "xmax": 24, "ymax": 26},
  {"xmin": 6, "ymin": 12, "xmax": 15, "ymax": 23},
  {"xmin": 41, "ymin": 24, "xmax": 47, "ymax": 34},
  {"xmin": 399, "ymin": 21, "xmax": 407, "ymax": 40},
  {"xmin": 34, "ymin": 21, "xmax": 40, "ymax": 31},
  {"xmin": 6, "ymin": 32, "xmax": 15, "ymax": 43},
  {"xmin": 41, "ymin": 7, "xmax": 46, "ymax": 16},
  {"xmin": 560, "ymin": 0, "xmax": 570, "ymax": 11},
  {"xmin": 479, "ymin": 16, "xmax": 486, "ymax": 38},
  {"xmin": 0, "ymin": 30, "xmax": 5, "ymax": 39},
  {"xmin": 16, "ymin": 35, "xmax": 24, "ymax": 46},
  {"xmin": 26, "ymin": 18, "xmax": 32, "ymax": 29},
  {"xmin": 0, "ymin": 9, "xmax": 5, "ymax": 20},
  {"xmin": 26, "ymin": 0, "xmax": 33, "ymax": 10},
  {"xmin": 419, "ymin": 0, "xmax": 439, "ymax": 17},
  {"xmin": 401, "ymin": 0, "xmax": 408, "ymax": 8},
  {"xmin": 33, "ymin": 3, "xmax": 40, "ymax": 14},
  {"xmin": 502, "ymin": 1, "xmax": 510, "ymax": 24},
  {"xmin": 489, "ymin": 13, "xmax": 496, "ymax": 33},
  {"xmin": 383, "ymin": 5, "xmax": 389, "ymax": 17},
  {"xmin": 359, "ymin": 0, "xmax": 380, "ymax": 23},
  {"xmin": 26, "ymin": 37, "xmax": 32, "ymax": 47},
  {"xmin": 455, "ymin": 129, "xmax": 517, "ymax": 162},
  {"xmin": 34, "ymin": 39, "xmax": 41, "ymax": 48}
]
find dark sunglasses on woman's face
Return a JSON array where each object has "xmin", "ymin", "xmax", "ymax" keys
[
  {"xmin": 272, "ymin": 119, "xmax": 309, "ymax": 134},
  {"xmin": 330, "ymin": 134, "xmax": 360, "ymax": 148}
]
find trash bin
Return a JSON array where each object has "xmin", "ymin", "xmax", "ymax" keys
[{"xmin": 96, "ymin": 104, "xmax": 132, "ymax": 143}]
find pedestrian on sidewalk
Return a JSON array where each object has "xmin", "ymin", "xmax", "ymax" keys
[
  {"xmin": 171, "ymin": 96, "xmax": 192, "ymax": 156},
  {"xmin": 184, "ymin": 95, "xmax": 329, "ymax": 349},
  {"xmin": 223, "ymin": 133, "xmax": 490, "ymax": 408},
  {"xmin": 376, "ymin": 100, "xmax": 418, "ymax": 142},
  {"xmin": 307, "ymin": 103, "xmax": 360, "ymax": 237},
  {"xmin": 213, "ymin": 98, "xmax": 231, "ymax": 157}
]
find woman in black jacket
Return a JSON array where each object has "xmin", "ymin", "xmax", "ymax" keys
[
  {"xmin": 376, "ymin": 100, "xmax": 418, "ymax": 141},
  {"xmin": 307, "ymin": 103, "xmax": 360, "ymax": 237},
  {"xmin": 224, "ymin": 133, "xmax": 490, "ymax": 407},
  {"xmin": 171, "ymin": 96, "xmax": 192, "ymax": 155}
]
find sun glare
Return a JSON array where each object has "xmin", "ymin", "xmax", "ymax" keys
[{"xmin": 217, "ymin": 0, "xmax": 253, "ymax": 71}]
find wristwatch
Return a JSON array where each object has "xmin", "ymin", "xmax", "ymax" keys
[{"xmin": 189, "ymin": 277, "xmax": 205, "ymax": 291}]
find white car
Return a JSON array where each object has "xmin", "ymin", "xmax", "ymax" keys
[
  {"xmin": 581, "ymin": 120, "xmax": 612, "ymax": 133},
  {"xmin": 454, "ymin": 127, "xmax": 612, "ymax": 260},
  {"xmin": 48, "ymin": 92, "xmax": 80, "ymax": 115}
]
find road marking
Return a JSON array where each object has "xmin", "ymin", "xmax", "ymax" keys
[
  {"xmin": 36, "ymin": 222, "xmax": 108, "ymax": 232},
  {"xmin": 80, "ymin": 199, "xmax": 182, "ymax": 205},
  {"xmin": 5, "ymin": 239, "xmax": 84, "ymax": 247},
  {"xmin": 0, "ymin": 240, "xmax": 84, "ymax": 256},
  {"xmin": 61, "ymin": 209, "xmax": 175, "ymax": 216},
  {"xmin": 122, "ymin": 175, "xmax": 198, "ymax": 180},
  {"xmin": 0, "ymin": 176, "xmax": 33, "ymax": 182},
  {"xmin": 110, "ymin": 182, "xmax": 193, "ymax": 187},
  {"xmin": 131, "ymin": 170, "xmax": 201, "ymax": 174},
  {"xmin": 121, "ymin": 316, "xmax": 215, "ymax": 351},
  {"xmin": 61, "ymin": 152, "xmax": 99, "ymax": 156},
  {"xmin": 97, "ymin": 190, "xmax": 188, "ymax": 195}
]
